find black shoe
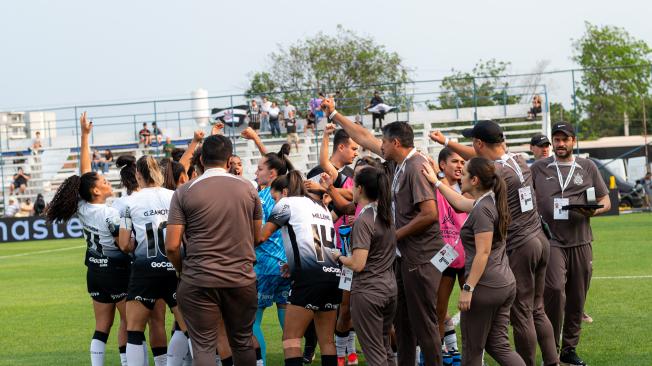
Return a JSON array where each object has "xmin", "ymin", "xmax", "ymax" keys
[
  {"xmin": 302, "ymin": 347, "xmax": 315, "ymax": 364},
  {"xmin": 560, "ymin": 348, "xmax": 587, "ymax": 366}
]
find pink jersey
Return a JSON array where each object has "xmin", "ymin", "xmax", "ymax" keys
[{"xmin": 437, "ymin": 188, "xmax": 467, "ymax": 269}]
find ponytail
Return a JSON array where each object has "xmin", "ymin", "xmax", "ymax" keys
[
  {"xmin": 45, "ymin": 172, "xmax": 99, "ymax": 223},
  {"xmin": 163, "ymin": 159, "xmax": 186, "ymax": 190},
  {"xmin": 354, "ymin": 167, "xmax": 392, "ymax": 227},
  {"xmin": 271, "ymin": 170, "xmax": 306, "ymax": 197},
  {"xmin": 116, "ymin": 155, "xmax": 138, "ymax": 194},
  {"xmin": 136, "ymin": 155, "xmax": 164, "ymax": 187},
  {"xmin": 466, "ymin": 157, "xmax": 511, "ymax": 242}
]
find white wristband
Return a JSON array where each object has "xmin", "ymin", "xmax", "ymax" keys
[
  {"xmin": 435, "ymin": 181, "xmax": 442, "ymax": 188},
  {"xmin": 328, "ymin": 110, "xmax": 338, "ymax": 121},
  {"xmin": 444, "ymin": 137, "xmax": 450, "ymax": 147}
]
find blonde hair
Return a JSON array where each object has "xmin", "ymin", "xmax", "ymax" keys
[{"xmin": 136, "ymin": 155, "xmax": 164, "ymax": 187}]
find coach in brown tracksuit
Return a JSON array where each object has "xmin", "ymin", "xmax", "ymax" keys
[
  {"xmin": 166, "ymin": 135, "xmax": 263, "ymax": 366},
  {"xmin": 322, "ymin": 96, "xmax": 443, "ymax": 366},
  {"xmin": 437, "ymin": 121, "xmax": 558, "ymax": 366},
  {"xmin": 531, "ymin": 122, "xmax": 610, "ymax": 366}
]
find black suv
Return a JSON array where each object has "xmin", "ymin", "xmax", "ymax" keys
[{"xmin": 589, "ymin": 157, "xmax": 645, "ymax": 208}]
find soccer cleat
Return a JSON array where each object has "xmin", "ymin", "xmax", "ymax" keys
[
  {"xmin": 442, "ymin": 351, "xmax": 453, "ymax": 366},
  {"xmin": 337, "ymin": 356, "xmax": 346, "ymax": 366},
  {"xmin": 560, "ymin": 348, "xmax": 587, "ymax": 366},
  {"xmin": 346, "ymin": 353, "xmax": 358, "ymax": 365},
  {"xmin": 582, "ymin": 312, "xmax": 594, "ymax": 323},
  {"xmin": 302, "ymin": 347, "xmax": 315, "ymax": 364}
]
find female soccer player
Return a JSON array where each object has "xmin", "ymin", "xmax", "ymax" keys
[
  {"xmin": 118, "ymin": 155, "xmax": 188, "ymax": 366},
  {"xmin": 260, "ymin": 171, "xmax": 341, "ymax": 366},
  {"xmin": 423, "ymin": 157, "xmax": 525, "ymax": 366},
  {"xmin": 328, "ymin": 166, "xmax": 397, "ymax": 366},
  {"xmin": 45, "ymin": 112, "xmax": 130, "ymax": 366}
]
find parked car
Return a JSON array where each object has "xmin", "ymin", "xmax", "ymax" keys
[{"xmin": 589, "ymin": 157, "xmax": 645, "ymax": 208}]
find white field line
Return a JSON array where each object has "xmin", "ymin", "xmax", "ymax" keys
[
  {"xmin": 0, "ymin": 245, "xmax": 85, "ymax": 259},
  {"xmin": 592, "ymin": 275, "xmax": 652, "ymax": 280}
]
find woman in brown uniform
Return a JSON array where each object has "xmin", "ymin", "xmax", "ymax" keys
[
  {"xmin": 329, "ymin": 166, "xmax": 397, "ymax": 366},
  {"xmin": 423, "ymin": 157, "xmax": 524, "ymax": 366}
]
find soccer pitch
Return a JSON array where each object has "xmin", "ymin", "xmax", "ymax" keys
[{"xmin": 0, "ymin": 213, "xmax": 650, "ymax": 365}]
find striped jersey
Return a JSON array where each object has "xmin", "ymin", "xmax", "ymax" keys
[{"xmin": 77, "ymin": 201, "xmax": 130, "ymax": 271}]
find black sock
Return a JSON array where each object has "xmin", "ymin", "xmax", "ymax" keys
[
  {"xmin": 285, "ymin": 357, "xmax": 303, "ymax": 366},
  {"xmin": 127, "ymin": 331, "xmax": 145, "ymax": 345},
  {"xmin": 92, "ymin": 330, "xmax": 109, "ymax": 343},
  {"xmin": 151, "ymin": 346, "xmax": 167, "ymax": 357},
  {"xmin": 255, "ymin": 347, "xmax": 262, "ymax": 360},
  {"xmin": 335, "ymin": 329, "xmax": 350, "ymax": 338},
  {"xmin": 321, "ymin": 354, "xmax": 338, "ymax": 366},
  {"xmin": 118, "ymin": 345, "xmax": 127, "ymax": 353},
  {"xmin": 221, "ymin": 356, "xmax": 234, "ymax": 366}
]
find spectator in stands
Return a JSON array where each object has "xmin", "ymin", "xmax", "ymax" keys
[
  {"xmin": 17, "ymin": 198, "xmax": 34, "ymax": 217},
  {"xmin": 152, "ymin": 122, "xmax": 163, "ymax": 145},
  {"xmin": 260, "ymin": 96, "xmax": 272, "ymax": 133},
  {"xmin": 283, "ymin": 99, "xmax": 300, "ymax": 152},
  {"xmin": 269, "ymin": 101, "xmax": 281, "ymax": 138},
  {"xmin": 248, "ymin": 100, "xmax": 261, "ymax": 132},
  {"xmin": 309, "ymin": 92, "xmax": 325, "ymax": 126},
  {"xmin": 529, "ymin": 133, "xmax": 551, "ymax": 162},
  {"xmin": 305, "ymin": 111, "xmax": 317, "ymax": 137},
  {"xmin": 33, "ymin": 193, "xmax": 46, "ymax": 216},
  {"xmin": 527, "ymin": 95, "xmax": 543, "ymax": 120},
  {"xmin": 366, "ymin": 90, "xmax": 385, "ymax": 130},
  {"xmin": 4, "ymin": 197, "xmax": 19, "ymax": 217},
  {"xmin": 163, "ymin": 137, "xmax": 176, "ymax": 158},
  {"xmin": 139, "ymin": 122, "xmax": 152, "ymax": 147},
  {"xmin": 91, "ymin": 149, "xmax": 101, "ymax": 172},
  {"xmin": 101, "ymin": 149, "xmax": 114, "ymax": 174},
  {"xmin": 10, "ymin": 167, "xmax": 30, "ymax": 194},
  {"xmin": 31, "ymin": 131, "xmax": 43, "ymax": 154}
]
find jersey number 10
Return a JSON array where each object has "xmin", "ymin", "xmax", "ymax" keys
[{"xmin": 146, "ymin": 221, "xmax": 167, "ymax": 258}]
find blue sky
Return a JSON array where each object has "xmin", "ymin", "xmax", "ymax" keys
[{"xmin": 1, "ymin": 0, "xmax": 650, "ymax": 109}]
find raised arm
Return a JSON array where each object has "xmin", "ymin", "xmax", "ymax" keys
[
  {"xmin": 320, "ymin": 173, "xmax": 356, "ymax": 215},
  {"xmin": 421, "ymin": 161, "xmax": 475, "ymax": 212},
  {"xmin": 79, "ymin": 112, "xmax": 92, "ymax": 174},
  {"xmin": 241, "ymin": 127, "xmax": 268, "ymax": 156},
  {"xmin": 429, "ymin": 130, "xmax": 476, "ymax": 161},
  {"xmin": 321, "ymin": 98, "xmax": 382, "ymax": 156},
  {"xmin": 179, "ymin": 130, "xmax": 205, "ymax": 172},
  {"xmin": 320, "ymin": 124, "xmax": 339, "ymax": 179}
]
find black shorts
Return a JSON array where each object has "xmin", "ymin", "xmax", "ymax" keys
[
  {"xmin": 442, "ymin": 266, "xmax": 465, "ymax": 279},
  {"xmin": 87, "ymin": 268, "xmax": 130, "ymax": 304},
  {"xmin": 127, "ymin": 274, "xmax": 178, "ymax": 310},
  {"xmin": 288, "ymin": 281, "xmax": 342, "ymax": 312}
]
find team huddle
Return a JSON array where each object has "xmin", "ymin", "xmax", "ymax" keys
[{"xmin": 45, "ymin": 96, "xmax": 610, "ymax": 366}]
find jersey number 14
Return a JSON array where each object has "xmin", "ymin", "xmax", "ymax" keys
[{"xmin": 312, "ymin": 224, "xmax": 335, "ymax": 263}]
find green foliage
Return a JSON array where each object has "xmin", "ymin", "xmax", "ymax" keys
[
  {"xmin": 436, "ymin": 59, "xmax": 520, "ymax": 109},
  {"xmin": 245, "ymin": 25, "xmax": 409, "ymax": 115},
  {"xmin": 572, "ymin": 22, "xmax": 652, "ymax": 138}
]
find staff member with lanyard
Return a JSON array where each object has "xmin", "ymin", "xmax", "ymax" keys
[
  {"xmin": 321, "ymin": 98, "xmax": 443, "ymax": 366},
  {"xmin": 430, "ymin": 121, "xmax": 558, "ymax": 366},
  {"xmin": 530, "ymin": 122, "xmax": 610, "ymax": 366}
]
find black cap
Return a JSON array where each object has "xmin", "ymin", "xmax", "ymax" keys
[
  {"xmin": 530, "ymin": 133, "xmax": 550, "ymax": 146},
  {"xmin": 551, "ymin": 122, "xmax": 575, "ymax": 137},
  {"xmin": 462, "ymin": 120, "xmax": 504, "ymax": 143}
]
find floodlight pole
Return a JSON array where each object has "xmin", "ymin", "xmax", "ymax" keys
[
  {"xmin": 643, "ymin": 98, "xmax": 649, "ymax": 172},
  {"xmin": 571, "ymin": 70, "xmax": 580, "ymax": 154}
]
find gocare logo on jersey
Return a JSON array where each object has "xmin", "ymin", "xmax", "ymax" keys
[
  {"xmin": 144, "ymin": 209, "xmax": 169, "ymax": 217},
  {"xmin": 150, "ymin": 261, "xmax": 175, "ymax": 269},
  {"xmin": 88, "ymin": 257, "xmax": 109, "ymax": 266},
  {"xmin": 322, "ymin": 266, "xmax": 341, "ymax": 274}
]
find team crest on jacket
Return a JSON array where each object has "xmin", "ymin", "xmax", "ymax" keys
[{"xmin": 573, "ymin": 173, "xmax": 583, "ymax": 185}]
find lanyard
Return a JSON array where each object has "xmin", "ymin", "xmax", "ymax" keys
[
  {"xmin": 450, "ymin": 191, "xmax": 494, "ymax": 250},
  {"xmin": 391, "ymin": 148, "xmax": 418, "ymax": 224},
  {"xmin": 498, "ymin": 153, "xmax": 525, "ymax": 184},
  {"xmin": 553, "ymin": 157, "xmax": 577, "ymax": 198}
]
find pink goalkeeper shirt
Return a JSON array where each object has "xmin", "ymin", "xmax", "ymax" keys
[{"xmin": 436, "ymin": 184, "xmax": 467, "ymax": 269}]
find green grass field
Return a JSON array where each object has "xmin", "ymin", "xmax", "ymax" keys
[{"xmin": 0, "ymin": 213, "xmax": 650, "ymax": 365}]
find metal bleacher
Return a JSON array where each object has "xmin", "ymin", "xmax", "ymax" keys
[{"xmin": 0, "ymin": 102, "xmax": 548, "ymax": 215}]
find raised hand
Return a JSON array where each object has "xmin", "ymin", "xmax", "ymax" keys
[
  {"xmin": 193, "ymin": 130, "xmax": 205, "ymax": 142},
  {"xmin": 211, "ymin": 122, "xmax": 224, "ymax": 136},
  {"xmin": 241, "ymin": 127, "xmax": 259, "ymax": 140},
  {"xmin": 319, "ymin": 172, "xmax": 334, "ymax": 190},
  {"xmin": 429, "ymin": 130, "xmax": 446, "ymax": 145},
  {"xmin": 324, "ymin": 123, "xmax": 337, "ymax": 135},
  {"xmin": 80, "ymin": 112, "xmax": 92, "ymax": 135},
  {"xmin": 320, "ymin": 97, "xmax": 335, "ymax": 115},
  {"xmin": 421, "ymin": 161, "xmax": 440, "ymax": 185}
]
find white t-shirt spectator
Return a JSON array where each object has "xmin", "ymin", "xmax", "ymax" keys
[
  {"xmin": 261, "ymin": 101, "xmax": 272, "ymax": 114},
  {"xmin": 282, "ymin": 104, "xmax": 296, "ymax": 119},
  {"xmin": 269, "ymin": 106, "xmax": 280, "ymax": 119}
]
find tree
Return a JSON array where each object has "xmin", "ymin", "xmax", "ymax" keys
[
  {"xmin": 572, "ymin": 22, "xmax": 652, "ymax": 138},
  {"xmin": 436, "ymin": 59, "xmax": 520, "ymax": 109},
  {"xmin": 245, "ymin": 25, "xmax": 409, "ymax": 115}
]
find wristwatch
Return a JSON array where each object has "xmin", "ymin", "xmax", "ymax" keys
[{"xmin": 462, "ymin": 283, "xmax": 474, "ymax": 293}]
